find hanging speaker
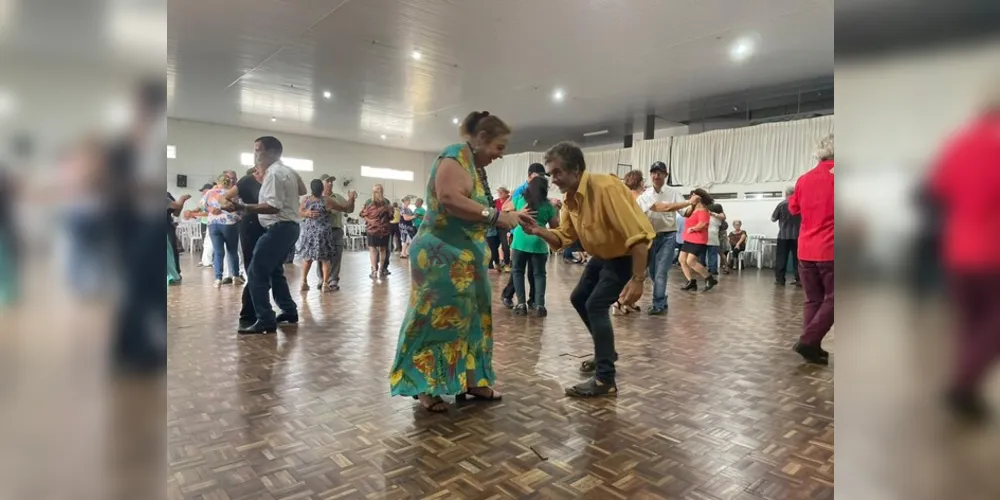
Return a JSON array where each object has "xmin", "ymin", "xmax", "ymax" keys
[{"xmin": 176, "ymin": 174, "xmax": 187, "ymax": 188}]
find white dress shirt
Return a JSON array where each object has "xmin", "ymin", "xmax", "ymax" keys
[
  {"xmin": 635, "ymin": 185, "xmax": 686, "ymax": 233},
  {"xmin": 258, "ymin": 160, "xmax": 301, "ymax": 227}
]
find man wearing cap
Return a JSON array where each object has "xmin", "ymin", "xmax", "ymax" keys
[
  {"xmin": 635, "ymin": 161, "xmax": 693, "ymax": 315},
  {"xmin": 500, "ymin": 163, "xmax": 547, "ymax": 307},
  {"xmin": 313, "ymin": 174, "xmax": 356, "ymax": 289}
]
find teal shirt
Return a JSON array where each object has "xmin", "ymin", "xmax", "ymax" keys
[
  {"xmin": 413, "ymin": 206, "xmax": 426, "ymax": 228},
  {"xmin": 510, "ymin": 196, "xmax": 556, "ymax": 254}
]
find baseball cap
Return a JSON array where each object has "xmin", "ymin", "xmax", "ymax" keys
[
  {"xmin": 650, "ymin": 161, "xmax": 667, "ymax": 173},
  {"xmin": 527, "ymin": 163, "xmax": 548, "ymax": 177},
  {"xmin": 200, "ymin": 183, "xmax": 214, "ymax": 191},
  {"xmin": 320, "ymin": 173, "xmax": 336, "ymax": 183}
]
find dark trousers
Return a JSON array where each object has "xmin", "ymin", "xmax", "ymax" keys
[
  {"xmin": 775, "ymin": 238, "xmax": 800, "ymax": 283},
  {"xmin": 799, "ymin": 260, "xmax": 834, "ymax": 346},
  {"xmin": 502, "ymin": 256, "xmax": 535, "ymax": 303},
  {"xmin": 112, "ymin": 213, "xmax": 166, "ymax": 371},
  {"xmin": 167, "ymin": 225, "xmax": 181, "ymax": 277},
  {"xmin": 570, "ymin": 255, "xmax": 631, "ymax": 384},
  {"xmin": 315, "ymin": 227, "xmax": 344, "ymax": 284},
  {"xmin": 512, "ymin": 250, "xmax": 547, "ymax": 307},
  {"xmin": 563, "ymin": 240, "xmax": 582, "ymax": 260},
  {"xmin": 948, "ymin": 272, "xmax": 1000, "ymax": 392},
  {"xmin": 390, "ymin": 223, "xmax": 400, "ymax": 251},
  {"xmin": 239, "ymin": 220, "xmax": 265, "ymax": 322},
  {"xmin": 248, "ymin": 221, "xmax": 300, "ymax": 324},
  {"xmin": 487, "ymin": 231, "xmax": 511, "ymax": 269}
]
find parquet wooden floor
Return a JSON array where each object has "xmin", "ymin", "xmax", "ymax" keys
[{"xmin": 167, "ymin": 252, "xmax": 834, "ymax": 500}]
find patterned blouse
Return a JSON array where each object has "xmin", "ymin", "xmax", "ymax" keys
[
  {"xmin": 200, "ymin": 188, "xmax": 241, "ymax": 225},
  {"xmin": 360, "ymin": 198, "xmax": 393, "ymax": 237}
]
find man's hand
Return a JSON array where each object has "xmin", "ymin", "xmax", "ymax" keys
[
  {"xmin": 306, "ymin": 209, "xmax": 321, "ymax": 218},
  {"xmin": 348, "ymin": 190, "xmax": 357, "ymax": 201},
  {"xmin": 618, "ymin": 277, "xmax": 644, "ymax": 305},
  {"xmin": 209, "ymin": 207, "xmax": 222, "ymax": 215},
  {"xmin": 179, "ymin": 194, "xmax": 191, "ymax": 202},
  {"xmin": 182, "ymin": 210, "xmax": 192, "ymax": 219},
  {"xmin": 518, "ymin": 214, "xmax": 541, "ymax": 233}
]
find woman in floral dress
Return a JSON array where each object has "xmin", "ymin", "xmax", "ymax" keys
[
  {"xmin": 297, "ymin": 179, "xmax": 337, "ymax": 291},
  {"xmin": 389, "ymin": 111, "xmax": 526, "ymax": 412}
]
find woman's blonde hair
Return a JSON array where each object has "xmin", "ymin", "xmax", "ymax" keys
[
  {"xmin": 216, "ymin": 173, "xmax": 232, "ymax": 187},
  {"xmin": 372, "ymin": 183, "xmax": 385, "ymax": 203}
]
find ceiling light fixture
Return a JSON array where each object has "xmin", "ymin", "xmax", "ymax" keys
[
  {"xmin": 322, "ymin": 90, "xmax": 332, "ymax": 99},
  {"xmin": 583, "ymin": 129, "xmax": 609, "ymax": 137},
  {"xmin": 452, "ymin": 117, "xmax": 459, "ymax": 125},
  {"xmin": 380, "ymin": 134, "xmax": 387, "ymax": 140},
  {"xmin": 411, "ymin": 50, "xmax": 422, "ymax": 60},
  {"xmin": 729, "ymin": 35, "xmax": 759, "ymax": 62},
  {"xmin": 270, "ymin": 116, "xmax": 277, "ymax": 122},
  {"xmin": 552, "ymin": 88, "xmax": 565, "ymax": 102}
]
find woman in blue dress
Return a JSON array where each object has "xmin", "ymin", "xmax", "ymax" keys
[{"xmin": 389, "ymin": 111, "xmax": 527, "ymax": 412}]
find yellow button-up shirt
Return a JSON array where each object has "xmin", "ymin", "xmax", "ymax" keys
[{"xmin": 549, "ymin": 172, "xmax": 655, "ymax": 260}]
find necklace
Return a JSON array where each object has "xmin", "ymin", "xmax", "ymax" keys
[{"xmin": 467, "ymin": 142, "xmax": 495, "ymax": 208}]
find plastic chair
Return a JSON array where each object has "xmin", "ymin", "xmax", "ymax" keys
[{"xmin": 741, "ymin": 234, "xmax": 766, "ymax": 269}]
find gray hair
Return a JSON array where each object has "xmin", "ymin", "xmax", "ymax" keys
[
  {"xmin": 544, "ymin": 141, "xmax": 586, "ymax": 173},
  {"xmin": 785, "ymin": 186, "xmax": 795, "ymax": 196},
  {"xmin": 815, "ymin": 134, "xmax": 834, "ymax": 161}
]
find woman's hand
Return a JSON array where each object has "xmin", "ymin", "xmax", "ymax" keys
[
  {"xmin": 495, "ymin": 211, "xmax": 521, "ymax": 230},
  {"xmin": 518, "ymin": 215, "xmax": 541, "ymax": 234}
]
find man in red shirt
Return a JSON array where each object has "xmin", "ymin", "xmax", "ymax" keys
[
  {"xmin": 930, "ymin": 109, "xmax": 1000, "ymax": 422},
  {"xmin": 789, "ymin": 135, "xmax": 835, "ymax": 365}
]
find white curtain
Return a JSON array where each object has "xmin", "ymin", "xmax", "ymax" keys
[
  {"xmin": 484, "ymin": 151, "xmax": 544, "ymax": 195},
  {"xmin": 629, "ymin": 136, "xmax": 672, "ymax": 176},
  {"xmin": 670, "ymin": 115, "xmax": 834, "ymax": 187}
]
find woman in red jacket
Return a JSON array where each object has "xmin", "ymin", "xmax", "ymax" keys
[
  {"xmin": 679, "ymin": 189, "xmax": 718, "ymax": 292},
  {"xmin": 929, "ymin": 109, "xmax": 1000, "ymax": 423}
]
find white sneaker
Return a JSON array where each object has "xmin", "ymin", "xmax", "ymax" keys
[{"xmin": 214, "ymin": 279, "xmax": 223, "ymax": 288}]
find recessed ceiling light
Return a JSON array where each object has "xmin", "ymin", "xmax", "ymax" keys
[
  {"xmin": 729, "ymin": 35, "xmax": 758, "ymax": 62},
  {"xmin": 452, "ymin": 117, "xmax": 459, "ymax": 124},
  {"xmin": 380, "ymin": 134, "xmax": 387, "ymax": 140},
  {"xmin": 270, "ymin": 116, "xmax": 277, "ymax": 122},
  {"xmin": 322, "ymin": 90, "xmax": 332, "ymax": 99},
  {"xmin": 411, "ymin": 51, "xmax": 422, "ymax": 60},
  {"xmin": 553, "ymin": 88, "xmax": 565, "ymax": 102}
]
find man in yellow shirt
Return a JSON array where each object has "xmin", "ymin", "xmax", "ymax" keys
[{"xmin": 521, "ymin": 141, "xmax": 655, "ymax": 397}]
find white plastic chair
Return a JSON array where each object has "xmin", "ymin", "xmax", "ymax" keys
[
  {"xmin": 345, "ymin": 224, "xmax": 365, "ymax": 251},
  {"xmin": 742, "ymin": 234, "xmax": 766, "ymax": 269},
  {"xmin": 178, "ymin": 222, "xmax": 202, "ymax": 253}
]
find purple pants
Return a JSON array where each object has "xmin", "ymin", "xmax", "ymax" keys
[
  {"xmin": 799, "ymin": 260, "xmax": 834, "ymax": 346},
  {"xmin": 949, "ymin": 272, "xmax": 1000, "ymax": 392}
]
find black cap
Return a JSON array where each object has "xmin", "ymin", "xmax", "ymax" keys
[
  {"xmin": 650, "ymin": 161, "xmax": 667, "ymax": 173},
  {"xmin": 527, "ymin": 163, "xmax": 548, "ymax": 177},
  {"xmin": 200, "ymin": 183, "xmax": 214, "ymax": 191}
]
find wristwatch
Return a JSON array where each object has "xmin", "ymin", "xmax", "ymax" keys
[{"xmin": 481, "ymin": 208, "xmax": 491, "ymax": 220}]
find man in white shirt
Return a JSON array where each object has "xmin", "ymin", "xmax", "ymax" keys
[
  {"xmin": 634, "ymin": 161, "xmax": 693, "ymax": 315},
  {"xmin": 230, "ymin": 136, "xmax": 307, "ymax": 334}
]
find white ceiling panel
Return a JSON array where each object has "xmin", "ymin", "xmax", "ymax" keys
[{"xmin": 168, "ymin": 0, "xmax": 833, "ymax": 152}]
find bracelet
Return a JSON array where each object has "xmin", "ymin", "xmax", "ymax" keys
[{"xmin": 488, "ymin": 208, "xmax": 500, "ymax": 226}]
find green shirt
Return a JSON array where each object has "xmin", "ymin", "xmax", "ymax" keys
[
  {"xmin": 413, "ymin": 206, "xmax": 426, "ymax": 228},
  {"xmin": 510, "ymin": 196, "xmax": 556, "ymax": 254}
]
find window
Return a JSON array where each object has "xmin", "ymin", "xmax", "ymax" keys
[
  {"xmin": 744, "ymin": 191, "xmax": 783, "ymax": 200},
  {"xmin": 240, "ymin": 153, "xmax": 314, "ymax": 172},
  {"xmin": 361, "ymin": 165, "xmax": 414, "ymax": 182},
  {"xmin": 167, "ymin": 145, "xmax": 176, "ymax": 159},
  {"xmin": 709, "ymin": 192, "xmax": 738, "ymax": 200}
]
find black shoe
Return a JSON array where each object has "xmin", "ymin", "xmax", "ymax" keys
[
  {"xmin": 565, "ymin": 377, "xmax": 618, "ymax": 398},
  {"xmin": 221, "ymin": 277, "xmax": 233, "ymax": 285},
  {"xmin": 648, "ymin": 306, "xmax": 666, "ymax": 316},
  {"xmin": 681, "ymin": 280, "xmax": 698, "ymax": 291},
  {"xmin": 238, "ymin": 321, "xmax": 277, "ymax": 334},
  {"xmin": 534, "ymin": 305, "xmax": 547, "ymax": 317},
  {"xmin": 775, "ymin": 280, "xmax": 786, "ymax": 286},
  {"xmin": 238, "ymin": 317, "xmax": 255, "ymax": 330},
  {"xmin": 793, "ymin": 341, "xmax": 829, "ymax": 365},
  {"xmin": 276, "ymin": 312, "xmax": 298, "ymax": 324},
  {"xmin": 791, "ymin": 280, "xmax": 802, "ymax": 287},
  {"xmin": 945, "ymin": 388, "xmax": 990, "ymax": 423},
  {"xmin": 527, "ymin": 300, "xmax": 535, "ymax": 309},
  {"xmin": 502, "ymin": 297, "xmax": 514, "ymax": 309},
  {"xmin": 513, "ymin": 304, "xmax": 528, "ymax": 316},
  {"xmin": 704, "ymin": 275, "xmax": 718, "ymax": 291}
]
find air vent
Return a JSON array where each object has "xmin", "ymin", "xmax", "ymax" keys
[
  {"xmin": 710, "ymin": 192, "xmax": 738, "ymax": 200},
  {"xmin": 744, "ymin": 191, "xmax": 783, "ymax": 200}
]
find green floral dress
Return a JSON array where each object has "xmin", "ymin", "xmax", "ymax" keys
[{"xmin": 389, "ymin": 143, "xmax": 495, "ymax": 397}]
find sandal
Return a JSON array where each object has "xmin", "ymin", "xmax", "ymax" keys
[
  {"xmin": 412, "ymin": 395, "xmax": 449, "ymax": 412},
  {"xmin": 300, "ymin": 283, "xmax": 309, "ymax": 291},
  {"xmin": 565, "ymin": 377, "xmax": 618, "ymax": 398},
  {"xmin": 457, "ymin": 386, "xmax": 503, "ymax": 402},
  {"xmin": 579, "ymin": 359, "xmax": 596, "ymax": 373}
]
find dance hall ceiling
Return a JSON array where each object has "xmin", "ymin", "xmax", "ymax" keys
[{"xmin": 168, "ymin": 0, "xmax": 834, "ymax": 153}]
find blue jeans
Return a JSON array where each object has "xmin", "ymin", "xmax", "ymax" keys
[
  {"xmin": 705, "ymin": 245, "xmax": 720, "ymax": 275},
  {"xmin": 512, "ymin": 250, "xmax": 548, "ymax": 307},
  {"xmin": 208, "ymin": 223, "xmax": 240, "ymax": 280},
  {"xmin": 648, "ymin": 232, "xmax": 678, "ymax": 310},
  {"xmin": 562, "ymin": 240, "xmax": 582, "ymax": 260},
  {"xmin": 248, "ymin": 221, "xmax": 300, "ymax": 324}
]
